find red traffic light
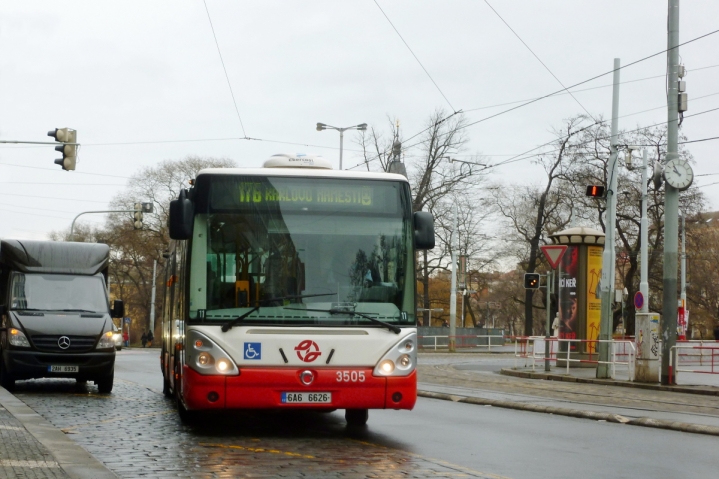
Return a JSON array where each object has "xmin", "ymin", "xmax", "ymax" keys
[{"xmin": 585, "ymin": 185, "xmax": 605, "ymax": 197}]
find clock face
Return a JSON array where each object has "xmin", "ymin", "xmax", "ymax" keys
[{"xmin": 663, "ymin": 159, "xmax": 694, "ymax": 190}]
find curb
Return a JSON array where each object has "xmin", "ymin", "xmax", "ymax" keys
[
  {"xmin": 417, "ymin": 390, "xmax": 719, "ymax": 437},
  {"xmin": 0, "ymin": 387, "xmax": 118, "ymax": 479},
  {"xmin": 500, "ymin": 368, "xmax": 719, "ymax": 396}
]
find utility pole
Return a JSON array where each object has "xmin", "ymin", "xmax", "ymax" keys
[
  {"xmin": 640, "ymin": 150, "xmax": 650, "ymax": 314},
  {"xmin": 149, "ymin": 260, "xmax": 157, "ymax": 334},
  {"xmin": 449, "ymin": 202, "xmax": 458, "ymax": 352},
  {"xmin": 597, "ymin": 58, "xmax": 621, "ymax": 378},
  {"xmin": 662, "ymin": 0, "xmax": 680, "ymax": 385}
]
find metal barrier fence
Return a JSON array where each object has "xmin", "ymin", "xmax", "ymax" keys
[
  {"xmin": 418, "ymin": 335, "xmax": 505, "ymax": 351},
  {"xmin": 512, "ymin": 336, "xmax": 636, "ymax": 381},
  {"xmin": 670, "ymin": 340, "xmax": 719, "ymax": 378}
]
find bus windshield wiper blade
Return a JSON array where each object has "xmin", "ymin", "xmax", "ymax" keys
[
  {"xmin": 58, "ymin": 309, "xmax": 97, "ymax": 313},
  {"xmin": 285, "ymin": 307, "xmax": 401, "ymax": 334},
  {"xmin": 221, "ymin": 307, "xmax": 259, "ymax": 332},
  {"xmin": 220, "ymin": 292, "xmax": 337, "ymax": 332}
]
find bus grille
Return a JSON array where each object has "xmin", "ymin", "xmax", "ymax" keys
[{"xmin": 30, "ymin": 335, "xmax": 96, "ymax": 353}]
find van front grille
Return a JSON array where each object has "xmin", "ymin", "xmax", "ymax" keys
[{"xmin": 30, "ymin": 335, "xmax": 96, "ymax": 353}]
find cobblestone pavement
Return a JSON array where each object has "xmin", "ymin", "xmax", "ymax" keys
[
  {"xmin": 416, "ymin": 356, "xmax": 719, "ymax": 418},
  {"xmin": 14, "ymin": 378, "xmax": 506, "ymax": 479},
  {"xmin": 0, "ymin": 404, "xmax": 67, "ymax": 479}
]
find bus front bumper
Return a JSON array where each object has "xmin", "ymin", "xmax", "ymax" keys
[{"xmin": 180, "ymin": 366, "xmax": 416, "ymax": 411}]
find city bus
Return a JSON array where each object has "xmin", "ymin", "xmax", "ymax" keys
[{"xmin": 160, "ymin": 154, "xmax": 434, "ymax": 425}]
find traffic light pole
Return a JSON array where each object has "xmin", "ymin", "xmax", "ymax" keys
[
  {"xmin": 70, "ymin": 209, "xmax": 138, "ymax": 240},
  {"xmin": 544, "ymin": 270, "xmax": 553, "ymax": 372},
  {"xmin": 597, "ymin": 58, "xmax": 621, "ymax": 379}
]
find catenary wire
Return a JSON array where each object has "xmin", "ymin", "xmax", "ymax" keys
[
  {"xmin": 483, "ymin": 0, "xmax": 595, "ymax": 121},
  {"xmin": 203, "ymin": 0, "xmax": 248, "ymax": 138},
  {"xmin": 349, "ymin": 28, "xmax": 719, "ymax": 171},
  {"xmin": 372, "ymin": 0, "xmax": 456, "ymax": 112}
]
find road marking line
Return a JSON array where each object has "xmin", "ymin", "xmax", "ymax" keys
[
  {"xmin": 0, "ymin": 460, "xmax": 60, "ymax": 468},
  {"xmin": 350, "ymin": 439, "xmax": 513, "ymax": 479},
  {"xmin": 200, "ymin": 443, "xmax": 316, "ymax": 459}
]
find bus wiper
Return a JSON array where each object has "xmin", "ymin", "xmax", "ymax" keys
[
  {"xmin": 285, "ymin": 307, "xmax": 401, "ymax": 334},
  {"xmin": 58, "ymin": 309, "xmax": 97, "ymax": 313},
  {"xmin": 220, "ymin": 292, "xmax": 336, "ymax": 333},
  {"xmin": 221, "ymin": 307, "xmax": 259, "ymax": 332}
]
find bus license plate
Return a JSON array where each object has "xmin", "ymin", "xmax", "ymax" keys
[
  {"xmin": 47, "ymin": 365, "xmax": 79, "ymax": 373},
  {"xmin": 281, "ymin": 392, "xmax": 331, "ymax": 404}
]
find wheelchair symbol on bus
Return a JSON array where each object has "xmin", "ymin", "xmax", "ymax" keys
[{"xmin": 244, "ymin": 342, "xmax": 261, "ymax": 360}]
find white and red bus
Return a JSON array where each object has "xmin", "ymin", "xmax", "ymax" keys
[{"xmin": 160, "ymin": 154, "xmax": 434, "ymax": 425}]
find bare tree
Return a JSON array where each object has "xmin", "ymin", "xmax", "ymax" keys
[{"xmin": 495, "ymin": 116, "xmax": 586, "ymax": 335}]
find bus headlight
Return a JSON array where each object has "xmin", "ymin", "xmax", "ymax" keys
[
  {"xmin": 187, "ymin": 330, "xmax": 239, "ymax": 376},
  {"xmin": 9, "ymin": 328, "xmax": 30, "ymax": 348},
  {"xmin": 373, "ymin": 331, "xmax": 417, "ymax": 377}
]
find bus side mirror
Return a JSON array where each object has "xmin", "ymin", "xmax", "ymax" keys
[
  {"xmin": 169, "ymin": 189, "xmax": 194, "ymax": 240},
  {"xmin": 0, "ymin": 305, "xmax": 5, "ymax": 316},
  {"xmin": 111, "ymin": 300, "xmax": 124, "ymax": 319},
  {"xmin": 414, "ymin": 211, "xmax": 435, "ymax": 250}
]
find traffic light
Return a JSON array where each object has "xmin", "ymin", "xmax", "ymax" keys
[
  {"xmin": 48, "ymin": 128, "xmax": 77, "ymax": 171},
  {"xmin": 524, "ymin": 273, "xmax": 540, "ymax": 289},
  {"xmin": 585, "ymin": 185, "xmax": 605, "ymax": 197},
  {"xmin": 133, "ymin": 203, "xmax": 143, "ymax": 229}
]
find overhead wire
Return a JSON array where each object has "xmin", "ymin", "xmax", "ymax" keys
[
  {"xmin": 203, "ymin": 0, "xmax": 248, "ymax": 138},
  {"xmin": 372, "ymin": 0, "xmax": 456, "ymax": 112},
  {"xmin": 483, "ymin": 0, "xmax": 595, "ymax": 121},
  {"xmin": 348, "ymin": 28, "xmax": 719, "ymax": 171}
]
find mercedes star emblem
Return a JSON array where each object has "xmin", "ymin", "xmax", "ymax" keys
[{"xmin": 58, "ymin": 336, "xmax": 71, "ymax": 350}]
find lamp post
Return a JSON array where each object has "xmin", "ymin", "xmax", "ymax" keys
[{"xmin": 316, "ymin": 122, "xmax": 367, "ymax": 170}]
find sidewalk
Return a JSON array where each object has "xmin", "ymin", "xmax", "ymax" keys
[
  {"xmin": 0, "ymin": 387, "xmax": 117, "ymax": 479},
  {"xmin": 416, "ymin": 353, "xmax": 719, "ymax": 437}
]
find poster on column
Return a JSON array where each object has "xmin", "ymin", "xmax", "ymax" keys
[
  {"xmin": 586, "ymin": 246, "xmax": 603, "ymax": 353},
  {"xmin": 559, "ymin": 246, "xmax": 578, "ymax": 351}
]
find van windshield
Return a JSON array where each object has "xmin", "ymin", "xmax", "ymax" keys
[{"xmin": 10, "ymin": 273, "xmax": 108, "ymax": 313}]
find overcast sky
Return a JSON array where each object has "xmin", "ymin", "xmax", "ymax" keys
[{"xmin": 1, "ymin": 0, "xmax": 718, "ymax": 240}]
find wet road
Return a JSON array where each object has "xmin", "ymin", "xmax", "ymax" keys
[{"xmin": 8, "ymin": 349, "xmax": 719, "ymax": 478}]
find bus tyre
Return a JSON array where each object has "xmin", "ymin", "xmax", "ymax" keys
[
  {"xmin": 96, "ymin": 372, "xmax": 114, "ymax": 394},
  {"xmin": 0, "ymin": 358, "xmax": 15, "ymax": 391},
  {"xmin": 345, "ymin": 409, "xmax": 368, "ymax": 426},
  {"xmin": 176, "ymin": 394, "xmax": 198, "ymax": 423},
  {"xmin": 162, "ymin": 374, "xmax": 172, "ymax": 397}
]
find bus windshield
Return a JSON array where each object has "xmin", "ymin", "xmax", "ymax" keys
[{"xmin": 188, "ymin": 176, "xmax": 415, "ymax": 327}]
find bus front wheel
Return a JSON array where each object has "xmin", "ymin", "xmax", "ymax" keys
[{"xmin": 345, "ymin": 409, "xmax": 368, "ymax": 426}]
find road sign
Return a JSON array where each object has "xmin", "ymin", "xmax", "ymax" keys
[
  {"xmin": 634, "ymin": 291, "xmax": 644, "ymax": 310},
  {"xmin": 123, "ymin": 317, "xmax": 131, "ymax": 325},
  {"xmin": 540, "ymin": 245, "xmax": 568, "ymax": 270}
]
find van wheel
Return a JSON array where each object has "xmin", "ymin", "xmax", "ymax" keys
[
  {"xmin": 345, "ymin": 409, "xmax": 368, "ymax": 426},
  {"xmin": 0, "ymin": 358, "xmax": 15, "ymax": 391},
  {"xmin": 96, "ymin": 372, "xmax": 114, "ymax": 394}
]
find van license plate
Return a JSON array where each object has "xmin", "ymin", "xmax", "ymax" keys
[
  {"xmin": 48, "ymin": 365, "xmax": 79, "ymax": 373},
  {"xmin": 281, "ymin": 392, "xmax": 331, "ymax": 404}
]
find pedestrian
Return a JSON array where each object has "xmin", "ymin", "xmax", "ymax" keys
[
  {"xmin": 713, "ymin": 324, "xmax": 719, "ymax": 341},
  {"xmin": 122, "ymin": 330, "xmax": 129, "ymax": 347},
  {"xmin": 551, "ymin": 314, "xmax": 560, "ymax": 337},
  {"xmin": 147, "ymin": 330, "xmax": 154, "ymax": 347},
  {"xmin": 141, "ymin": 332, "xmax": 147, "ymax": 348},
  {"xmin": 442, "ymin": 320, "xmax": 449, "ymax": 328}
]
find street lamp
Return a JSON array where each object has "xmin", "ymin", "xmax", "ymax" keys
[{"xmin": 316, "ymin": 122, "xmax": 367, "ymax": 170}]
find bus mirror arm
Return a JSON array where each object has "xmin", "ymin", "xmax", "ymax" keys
[{"xmin": 413, "ymin": 211, "xmax": 435, "ymax": 250}]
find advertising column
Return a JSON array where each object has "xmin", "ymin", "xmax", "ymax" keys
[{"xmin": 585, "ymin": 246, "xmax": 603, "ymax": 354}]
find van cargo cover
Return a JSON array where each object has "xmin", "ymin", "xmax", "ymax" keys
[{"xmin": 0, "ymin": 240, "xmax": 109, "ymax": 275}]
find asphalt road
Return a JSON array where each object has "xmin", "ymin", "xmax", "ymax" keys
[{"xmin": 106, "ymin": 348, "xmax": 719, "ymax": 478}]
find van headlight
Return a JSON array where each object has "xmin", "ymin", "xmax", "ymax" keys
[
  {"xmin": 373, "ymin": 332, "xmax": 417, "ymax": 377},
  {"xmin": 187, "ymin": 330, "xmax": 238, "ymax": 376},
  {"xmin": 97, "ymin": 331, "xmax": 115, "ymax": 349},
  {"xmin": 8, "ymin": 328, "xmax": 30, "ymax": 348}
]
